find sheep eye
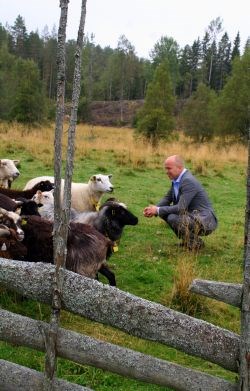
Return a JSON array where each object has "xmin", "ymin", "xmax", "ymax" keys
[{"xmin": 97, "ymin": 178, "xmax": 102, "ymax": 182}]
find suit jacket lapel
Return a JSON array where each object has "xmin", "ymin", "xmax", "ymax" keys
[{"xmin": 175, "ymin": 170, "xmax": 187, "ymax": 203}]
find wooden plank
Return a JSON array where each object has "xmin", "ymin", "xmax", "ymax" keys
[
  {"xmin": 0, "ymin": 258, "xmax": 240, "ymax": 372},
  {"xmin": 0, "ymin": 359, "xmax": 91, "ymax": 391},
  {"xmin": 0, "ymin": 309, "xmax": 238, "ymax": 391},
  {"xmin": 189, "ymin": 279, "xmax": 242, "ymax": 307}
]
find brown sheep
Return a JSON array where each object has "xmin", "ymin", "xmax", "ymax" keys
[{"xmin": 20, "ymin": 215, "xmax": 116, "ymax": 285}]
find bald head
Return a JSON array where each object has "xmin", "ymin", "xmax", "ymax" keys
[
  {"xmin": 164, "ymin": 155, "xmax": 185, "ymax": 180},
  {"xmin": 166, "ymin": 155, "xmax": 184, "ymax": 167}
]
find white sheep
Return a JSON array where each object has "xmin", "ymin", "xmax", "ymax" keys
[
  {"xmin": 0, "ymin": 159, "xmax": 20, "ymax": 188},
  {"xmin": 32, "ymin": 190, "xmax": 54, "ymax": 221},
  {"xmin": 24, "ymin": 174, "xmax": 114, "ymax": 212},
  {"xmin": 32, "ymin": 190, "xmax": 77, "ymax": 220}
]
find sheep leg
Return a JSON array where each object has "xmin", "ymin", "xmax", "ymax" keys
[{"xmin": 98, "ymin": 264, "xmax": 116, "ymax": 286}]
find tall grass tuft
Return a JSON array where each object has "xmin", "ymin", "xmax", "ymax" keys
[{"xmin": 169, "ymin": 255, "xmax": 208, "ymax": 317}]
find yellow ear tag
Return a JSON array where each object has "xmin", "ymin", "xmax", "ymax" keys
[
  {"xmin": 96, "ymin": 202, "xmax": 100, "ymax": 211},
  {"xmin": 21, "ymin": 219, "xmax": 27, "ymax": 225},
  {"xmin": 113, "ymin": 243, "xmax": 119, "ymax": 252}
]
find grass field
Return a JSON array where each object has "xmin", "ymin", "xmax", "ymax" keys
[{"xmin": 0, "ymin": 122, "xmax": 247, "ymax": 390}]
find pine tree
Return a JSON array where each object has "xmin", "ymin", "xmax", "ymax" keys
[
  {"xmin": 65, "ymin": 39, "xmax": 77, "ymax": 100},
  {"xmin": 181, "ymin": 83, "xmax": 217, "ymax": 142},
  {"xmin": 150, "ymin": 36, "xmax": 180, "ymax": 94},
  {"xmin": 10, "ymin": 58, "xmax": 47, "ymax": 123},
  {"xmin": 136, "ymin": 62, "xmax": 175, "ymax": 146},
  {"xmin": 216, "ymin": 32, "xmax": 231, "ymax": 90},
  {"xmin": 201, "ymin": 31, "xmax": 210, "ymax": 84},
  {"xmin": 216, "ymin": 48, "xmax": 250, "ymax": 140},
  {"xmin": 0, "ymin": 24, "xmax": 8, "ymax": 48},
  {"xmin": 178, "ymin": 45, "xmax": 192, "ymax": 97},
  {"xmin": 10, "ymin": 15, "xmax": 28, "ymax": 58},
  {"xmin": 231, "ymin": 32, "xmax": 241, "ymax": 60},
  {"xmin": 178, "ymin": 38, "xmax": 202, "ymax": 97},
  {"xmin": 26, "ymin": 31, "xmax": 43, "ymax": 66},
  {"xmin": 190, "ymin": 38, "xmax": 202, "ymax": 91},
  {"xmin": 0, "ymin": 45, "xmax": 16, "ymax": 119},
  {"xmin": 42, "ymin": 33, "xmax": 57, "ymax": 100}
]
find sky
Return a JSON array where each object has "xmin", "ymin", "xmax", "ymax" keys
[{"xmin": 1, "ymin": 0, "xmax": 249, "ymax": 58}]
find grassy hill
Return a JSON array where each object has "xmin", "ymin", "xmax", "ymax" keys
[{"xmin": 0, "ymin": 122, "xmax": 247, "ymax": 390}]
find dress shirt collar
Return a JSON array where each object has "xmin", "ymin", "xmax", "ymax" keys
[{"xmin": 173, "ymin": 168, "xmax": 187, "ymax": 185}]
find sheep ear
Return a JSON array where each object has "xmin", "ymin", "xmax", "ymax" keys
[
  {"xmin": 13, "ymin": 159, "xmax": 20, "ymax": 166},
  {"xmin": 108, "ymin": 174, "xmax": 112, "ymax": 179},
  {"xmin": 91, "ymin": 175, "xmax": 96, "ymax": 182}
]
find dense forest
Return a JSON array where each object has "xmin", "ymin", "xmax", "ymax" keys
[{"xmin": 0, "ymin": 15, "xmax": 249, "ymax": 141}]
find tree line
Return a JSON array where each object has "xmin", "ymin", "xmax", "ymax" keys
[{"xmin": 0, "ymin": 15, "xmax": 249, "ymax": 142}]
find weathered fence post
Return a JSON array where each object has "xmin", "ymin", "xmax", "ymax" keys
[{"xmin": 239, "ymin": 129, "xmax": 250, "ymax": 390}]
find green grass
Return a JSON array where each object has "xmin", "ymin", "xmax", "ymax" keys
[{"xmin": 0, "ymin": 140, "xmax": 245, "ymax": 390}]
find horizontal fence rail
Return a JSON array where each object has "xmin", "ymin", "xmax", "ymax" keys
[
  {"xmin": 189, "ymin": 279, "xmax": 242, "ymax": 307},
  {"xmin": 0, "ymin": 258, "xmax": 240, "ymax": 372},
  {"xmin": 0, "ymin": 359, "xmax": 91, "ymax": 391},
  {"xmin": 0, "ymin": 309, "xmax": 238, "ymax": 391}
]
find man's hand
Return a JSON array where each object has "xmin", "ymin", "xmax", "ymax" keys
[{"xmin": 143, "ymin": 205, "xmax": 158, "ymax": 217}]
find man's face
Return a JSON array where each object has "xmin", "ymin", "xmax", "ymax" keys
[{"xmin": 164, "ymin": 159, "xmax": 183, "ymax": 180}]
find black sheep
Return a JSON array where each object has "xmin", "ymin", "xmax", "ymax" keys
[
  {"xmin": 0, "ymin": 180, "xmax": 54, "ymax": 199},
  {"xmin": 73, "ymin": 198, "xmax": 138, "ymax": 256}
]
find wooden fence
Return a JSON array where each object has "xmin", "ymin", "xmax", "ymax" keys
[
  {"xmin": 1, "ymin": 0, "xmax": 249, "ymax": 389},
  {"xmin": 0, "ymin": 257, "xmax": 242, "ymax": 391}
]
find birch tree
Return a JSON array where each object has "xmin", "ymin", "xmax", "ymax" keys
[{"xmin": 43, "ymin": 0, "xmax": 87, "ymax": 388}]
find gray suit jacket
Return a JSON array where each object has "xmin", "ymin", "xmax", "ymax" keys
[{"xmin": 157, "ymin": 170, "xmax": 218, "ymax": 229}]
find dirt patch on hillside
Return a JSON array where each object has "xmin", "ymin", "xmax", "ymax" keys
[{"xmin": 88, "ymin": 99, "xmax": 144, "ymax": 126}]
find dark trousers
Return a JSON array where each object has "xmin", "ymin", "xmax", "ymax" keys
[{"xmin": 162, "ymin": 212, "xmax": 217, "ymax": 244}]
